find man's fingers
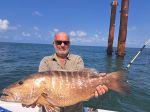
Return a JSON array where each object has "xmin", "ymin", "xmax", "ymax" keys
[
  {"xmin": 37, "ymin": 104, "xmax": 42, "ymax": 107},
  {"xmin": 22, "ymin": 103, "xmax": 37, "ymax": 108},
  {"xmin": 95, "ymin": 91, "xmax": 99, "ymax": 98},
  {"xmin": 99, "ymin": 73, "xmax": 107, "ymax": 77},
  {"xmin": 96, "ymin": 85, "xmax": 103, "ymax": 95},
  {"xmin": 95, "ymin": 85, "xmax": 109, "ymax": 97},
  {"xmin": 100, "ymin": 87, "xmax": 106, "ymax": 94},
  {"xmin": 22, "ymin": 104, "xmax": 30, "ymax": 108},
  {"xmin": 102, "ymin": 85, "xmax": 108, "ymax": 92},
  {"xmin": 22, "ymin": 104, "xmax": 26, "ymax": 107},
  {"xmin": 31, "ymin": 103, "xmax": 36, "ymax": 108}
]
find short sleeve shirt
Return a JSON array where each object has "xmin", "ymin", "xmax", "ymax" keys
[{"xmin": 39, "ymin": 53, "xmax": 84, "ymax": 72}]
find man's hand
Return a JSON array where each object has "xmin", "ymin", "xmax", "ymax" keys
[
  {"xmin": 95, "ymin": 85, "xmax": 108, "ymax": 97},
  {"xmin": 22, "ymin": 103, "xmax": 41, "ymax": 108},
  {"xmin": 94, "ymin": 72, "xmax": 108, "ymax": 97}
]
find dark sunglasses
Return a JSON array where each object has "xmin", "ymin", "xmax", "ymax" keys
[{"xmin": 55, "ymin": 41, "xmax": 70, "ymax": 45}]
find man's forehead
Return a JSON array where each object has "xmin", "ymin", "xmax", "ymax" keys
[{"xmin": 54, "ymin": 32, "xmax": 69, "ymax": 40}]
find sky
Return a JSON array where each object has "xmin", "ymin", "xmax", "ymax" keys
[{"xmin": 0, "ymin": 0, "xmax": 150, "ymax": 48}]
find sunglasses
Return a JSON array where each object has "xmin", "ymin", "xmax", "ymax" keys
[{"xmin": 55, "ymin": 41, "xmax": 70, "ymax": 45}]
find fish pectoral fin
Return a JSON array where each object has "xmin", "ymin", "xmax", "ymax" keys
[
  {"xmin": 36, "ymin": 93, "xmax": 60, "ymax": 111},
  {"xmin": 22, "ymin": 97, "xmax": 39, "ymax": 106},
  {"xmin": 36, "ymin": 93, "xmax": 59, "ymax": 108},
  {"xmin": 41, "ymin": 93, "xmax": 59, "ymax": 106}
]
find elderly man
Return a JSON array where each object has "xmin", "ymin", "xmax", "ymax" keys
[{"xmin": 38, "ymin": 32, "xmax": 108, "ymax": 112}]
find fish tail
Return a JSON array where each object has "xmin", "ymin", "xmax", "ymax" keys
[{"xmin": 105, "ymin": 70, "xmax": 130, "ymax": 95}]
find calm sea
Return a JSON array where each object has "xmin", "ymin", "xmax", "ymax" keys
[{"xmin": 0, "ymin": 42, "xmax": 150, "ymax": 112}]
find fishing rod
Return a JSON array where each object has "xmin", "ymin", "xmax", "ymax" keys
[{"xmin": 125, "ymin": 38, "xmax": 150, "ymax": 70}]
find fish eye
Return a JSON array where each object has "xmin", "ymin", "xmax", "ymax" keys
[{"xmin": 18, "ymin": 81, "xmax": 24, "ymax": 85}]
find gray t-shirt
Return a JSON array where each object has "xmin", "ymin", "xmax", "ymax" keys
[{"xmin": 39, "ymin": 53, "xmax": 84, "ymax": 71}]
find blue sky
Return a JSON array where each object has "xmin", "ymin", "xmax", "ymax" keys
[{"xmin": 0, "ymin": 0, "xmax": 150, "ymax": 48}]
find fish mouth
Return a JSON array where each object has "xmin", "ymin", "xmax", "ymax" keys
[{"xmin": 0, "ymin": 89, "xmax": 15, "ymax": 102}]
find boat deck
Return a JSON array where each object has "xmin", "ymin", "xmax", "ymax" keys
[{"xmin": 0, "ymin": 100, "xmax": 116, "ymax": 112}]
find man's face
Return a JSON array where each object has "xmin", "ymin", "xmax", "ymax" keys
[{"xmin": 53, "ymin": 33, "xmax": 70, "ymax": 57}]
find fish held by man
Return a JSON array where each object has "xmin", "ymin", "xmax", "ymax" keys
[{"xmin": 0, "ymin": 68, "xmax": 129, "ymax": 110}]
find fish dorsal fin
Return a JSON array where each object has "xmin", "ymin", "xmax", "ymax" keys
[
  {"xmin": 36, "ymin": 93, "xmax": 59, "ymax": 110},
  {"xmin": 51, "ymin": 68, "xmax": 97, "ymax": 73},
  {"xmin": 81, "ymin": 68, "xmax": 98, "ymax": 74}
]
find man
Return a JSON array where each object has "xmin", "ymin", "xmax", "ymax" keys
[{"xmin": 38, "ymin": 32, "xmax": 108, "ymax": 112}]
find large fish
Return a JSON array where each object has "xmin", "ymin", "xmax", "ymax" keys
[{"xmin": 0, "ymin": 68, "xmax": 129, "ymax": 110}]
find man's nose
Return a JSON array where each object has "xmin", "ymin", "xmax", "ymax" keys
[{"xmin": 60, "ymin": 42, "xmax": 65, "ymax": 46}]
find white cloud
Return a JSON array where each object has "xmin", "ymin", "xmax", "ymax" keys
[
  {"xmin": 22, "ymin": 32, "xmax": 31, "ymax": 37},
  {"xmin": 34, "ymin": 32, "xmax": 42, "ymax": 38},
  {"xmin": 69, "ymin": 30, "xmax": 87, "ymax": 37},
  {"xmin": 46, "ymin": 29, "xmax": 106, "ymax": 46},
  {"xmin": 94, "ymin": 32, "xmax": 102, "ymax": 37},
  {"xmin": 70, "ymin": 31, "xmax": 76, "ymax": 36},
  {"xmin": 48, "ymin": 28, "xmax": 59, "ymax": 37},
  {"xmin": 128, "ymin": 26, "xmax": 137, "ymax": 31},
  {"xmin": 33, "ymin": 26, "xmax": 39, "ymax": 31},
  {"xmin": 76, "ymin": 31, "xmax": 87, "ymax": 37},
  {"xmin": 37, "ymin": 34, "xmax": 41, "ymax": 38},
  {"xmin": 32, "ymin": 11, "xmax": 42, "ymax": 16},
  {"xmin": 0, "ymin": 19, "xmax": 9, "ymax": 31},
  {"xmin": 70, "ymin": 36, "xmax": 100, "ymax": 46},
  {"xmin": 53, "ymin": 28, "xmax": 59, "ymax": 32},
  {"xmin": 9, "ymin": 26, "xmax": 18, "ymax": 30},
  {"xmin": 69, "ymin": 30, "xmax": 106, "ymax": 46}
]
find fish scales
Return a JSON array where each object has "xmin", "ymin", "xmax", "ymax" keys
[
  {"xmin": 0, "ymin": 68, "xmax": 129, "ymax": 109},
  {"xmin": 47, "ymin": 70, "xmax": 103, "ymax": 106}
]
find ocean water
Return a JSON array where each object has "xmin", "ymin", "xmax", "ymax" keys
[{"xmin": 0, "ymin": 42, "xmax": 150, "ymax": 112}]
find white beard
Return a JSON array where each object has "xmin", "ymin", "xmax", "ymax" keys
[{"xmin": 55, "ymin": 48, "xmax": 69, "ymax": 57}]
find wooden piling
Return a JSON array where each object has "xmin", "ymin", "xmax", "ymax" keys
[
  {"xmin": 116, "ymin": 0, "xmax": 129, "ymax": 57},
  {"xmin": 107, "ymin": 0, "xmax": 118, "ymax": 56}
]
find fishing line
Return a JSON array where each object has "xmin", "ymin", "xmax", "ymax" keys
[{"xmin": 125, "ymin": 38, "xmax": 150, "ymax": 70}]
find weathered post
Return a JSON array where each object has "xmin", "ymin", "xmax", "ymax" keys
[
  {"xmin": 107, "ymin": 0, "xmax": 118, "ymax": 56},
  {"xmin": 116, "ymin": 0, "xmax": 129, "ymax": 57}
]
